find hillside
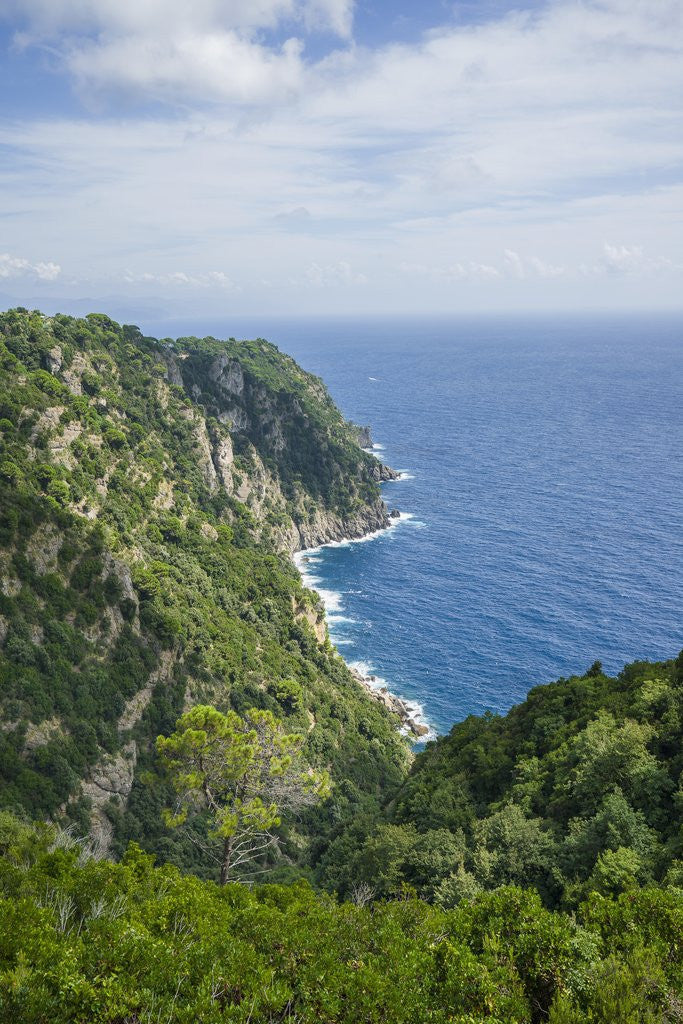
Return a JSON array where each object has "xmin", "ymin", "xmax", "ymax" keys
[
  {"xmin": 1, "ymin": 307, "xmax": 682, "ymax": 1021},
  {"xmin": 318, "ymin": 655, "xmax": 683, "ymax": 907},
  {"xmin": 0, "ymin": 308, "xmax": 409, "ymax": 875}
]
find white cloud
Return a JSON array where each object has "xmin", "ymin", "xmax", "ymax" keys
[
  {"xmin": 0, "ymin": 0, "xmax": 682, "ymax": 312},
  {"xmin": 7, "ymin": 0, "xmax": 354, "ymax": 104},
  {"xmin": 400, "ymin": 251, "xmax": 569, "ymax": 283},
  {"xmin": 124, "ymin": 269, "xmax": 240, "ymax": 290},
  {"xmin": 70, "ymin": 33, "xmax": 305, "ymax": 105},
  {"xmin": 273, "ymin": 206, "xmax": 313, "ymax": 227},
  {"xmin": 400, "ymin": 259, "xmax": 506, "ymax": 283},
  {"xmin": 399, "ymin": 243, "xmax": 683, "ymax": 286},
  {"xmin": 304, "ymin": 261, "xmax": 367, "ymax": 287},
  {"xmin": 529, "ymin": 257, "xmax": 565, "ymax": 279},
  {"xmin": 582, "ymin": 243, "xmax": 682, "ymax": 277},
  {"xmin": 0, "ymin": 253, "xmax": 61, "ymax": 281},
  {"xmin": 503, "ymin": 249, "xmax": 525, "ymax": 279},
  {"xmin": 302, "ymin": 0, "xmax": 353, "ymax": 37},
  {"xmin": 8, "ymin": 0, "xmax": 352, "ymax": 37}
]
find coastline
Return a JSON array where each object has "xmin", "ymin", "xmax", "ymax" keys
[{"xmin": 293, "ymin": 474, "xmax": 435, "ymax": 742}]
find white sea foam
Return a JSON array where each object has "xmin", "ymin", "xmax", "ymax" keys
[
  {"xmin": 397, "ymin": 471, "xmax": 415, "ymax": 480},
  {"xmin": 361, "ymin": 441, "xmax": 386, "ymax": 459},
  {"xmin": 293, "ymin": 491, "xmax": 435, "ymax": 741},
  {"xmin": 349, "ymin": 659, "xmax": 374, "ymax": 678},
  {"xmin": 348, "ymin": 660, "xmax": 437, "ymax": 742},
  {"xmin": 294, "ymin": 512, "xmax": 424, "ymax": 587},
  {"xmin": 315, "ymin": 588, "xmax": 345, "ymax": 613}
]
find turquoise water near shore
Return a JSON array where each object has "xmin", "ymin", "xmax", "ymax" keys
[{"xmin": 146, "ymin": 314, "xmax": 683, "ymax": 735}]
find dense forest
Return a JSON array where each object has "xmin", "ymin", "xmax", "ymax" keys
[
  {"xmin": 319, "ymin": 655, "xmax": 683, "ymax": 909},
  {"xmin": 0, "ymin": 308, "xmax": 681, "ymax": 1021}
]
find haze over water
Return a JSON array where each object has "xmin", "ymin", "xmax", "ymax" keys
[{"xmin": 150, "ymin": 314, "xmax": 683, "ymax": 735}]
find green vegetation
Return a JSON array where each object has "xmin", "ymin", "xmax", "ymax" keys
[
  {"xmin": 319, "ymin": 655, "xmax": 683, "ymax": 909},
  {"xmin": 0, "ymin": 308, "xmax": 407, "ymax": 878},
  {"xmin": 1, "ymin": 814, "xmax": 681, "ymax": 1023},
  {"xmin": 156, "ymin": 705, "xmax": 330, "ymax": 883},
  {"xmin": 1, "ymin": 307, "xmax": 681, "ymax": 1017}
]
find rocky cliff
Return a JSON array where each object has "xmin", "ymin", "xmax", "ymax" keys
[
  {"xmin": 0, "ymin": 309, "xmax": 410, "ymax": 871},
  {"xmin": 157, "ymin": 338, "xmax": 399, "ymax": 552}
]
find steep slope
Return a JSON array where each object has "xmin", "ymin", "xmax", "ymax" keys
[
  {"xmin": 318, "ymin": 655, "xmax": 683, "ymax": 905},
  {"xmin": 0, "ymin": 308, "xmax": 409, "ymax": 874}
]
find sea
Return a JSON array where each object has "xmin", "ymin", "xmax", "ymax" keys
[{"xmin": 145, "ymin": 313, "xmax": 683, "ymax": 738}]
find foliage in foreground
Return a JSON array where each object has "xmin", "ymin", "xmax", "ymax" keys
[{"xmin": 0, "ymin": 814, "xmax": 681, "ymax": 1024}]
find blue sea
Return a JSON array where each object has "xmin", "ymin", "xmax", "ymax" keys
[{"xmin": 147, "ymin": 314, "xmax": 683, "ymax": 736}]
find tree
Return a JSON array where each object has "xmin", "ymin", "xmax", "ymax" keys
[
  {"xmin": 156, "ymin": 705, "xmax": 330, "ymax": 884},
  {"xmin": 472, "ymin": 802, "xmax": 557, "ymax": 895}
]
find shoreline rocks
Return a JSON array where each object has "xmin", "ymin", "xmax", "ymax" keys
[{"xmin": 349, "ymin": 666, "xmax": 430, "ymax": 740}]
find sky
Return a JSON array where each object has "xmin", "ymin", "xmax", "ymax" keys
[{"xmin": 0, "ymin": 0, "xmax": 682, "ymax": 319}]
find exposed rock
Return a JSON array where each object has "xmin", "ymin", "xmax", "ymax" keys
[
  {"xmin": 371, "ymin": 462, "xmax": 401, "ymax": 483},
  {"xmin": 118, "ymin": 650, "xmax": 176, "ymax": 732},
  {"xmin": 62, "ymin": 352, "xmax": 87, "ymax": 395},
  {"xmin": 161, "ymin": 354, "xmax": 184, "ymax": 389},
  {"xmin": 354, "ymin": 424, "xmax": 374, "ymax": 448},
  {"xmin": 1, "ymin": 574, "xmax": 20, "ymax": 597},
  {"xmin": 156, "ymin": 379, "xmax": 171, "ymax": 410},
  {"xmin": 24, "ymin": 716, "xmax": 65, "ymax": 753},
  {"xmin": 101, "ymin": 552, "xmax": 139, "ymax": 638},
  {"xmin": 154, "ymin": 478, "xmax": 175, "ymax": 510},
  {"xmin": 49, "ymin": 418, "xmax": 83, "ymax": 467},
  {"xmin": 26, "ymin": 522, "xmax": 63, "ymax": 574},
  {"xmin": 292, "ymin": 498, "xmax": 392, "ymax": 553},
  {"xmin": 46, "ymin": 346, "xmax": 63, "ymax": 374},
  {"xmin": 193, "ymin": 416, "xmax": 218, "ymax": 490},
  {"xmin": 219, "ymin": 407, "xmax": 248, "ymax": 431},
  {"xmin": 200, "ymin": 522, "xmax": 218, "ymax": 541},
  {"xmin": 293, "ymin": 599, "xmax": 327, "ymax": 645},
  {"xmin": 207, "ymin": 354, "xmax": 252, "ymax": 431},
  {"xmin": 211, "ymin": 353, "xmax": 245, "ymax": 399},
  {"xmin": 30, "ymin": 405, "xmax": 65, "ymax": 443},
  {"xmin": 211, "ymin": 434, "xmax": 234, "ymax": 491},
  {"xmin": 84, "ymin": 742, "xmax": 137, "ymax": 798},
  {"xmin": 117, "ymin": 688, "xmax": 154, "ymax": 733},
  {"xmin": 349, "ymin": 667, "xmax": 429, "ymax": 740},
  {"xmin": 82, "ymin": 741, "xmax": 137, "ymax": 850}
]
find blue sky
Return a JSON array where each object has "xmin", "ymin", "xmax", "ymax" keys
[{"xmin": 1, "ymin": 0, "xmax": 682, "ymax": 318}]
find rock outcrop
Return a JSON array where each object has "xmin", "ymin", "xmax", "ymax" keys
[{"xmin": 349, "ymin": 667, "xmax": 430, "ymax": 739}]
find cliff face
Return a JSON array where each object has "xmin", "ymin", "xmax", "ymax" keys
[
  {"xmin": 158, "ymin": 338, "xmax": 399, "ymax": 552},
  {"xmin": 0, "ymin": 309, "xmax": 409, "ymax": 868}
]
